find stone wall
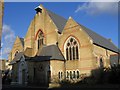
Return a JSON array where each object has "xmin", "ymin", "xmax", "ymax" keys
[
  {"xmin": 27, "ymin": 60, "xmax": 50, "ymax": 86},
  {"xmin": 8, "ymin": 37, "xmax": 24, "ymax": 61},
  {"xmin": 93, "ymin": 44, "xmax": 116, "ymax": 68},
  {"xmin": 24, "ymin": 5, "xmax": 59, "ymax": 56},
  {"xmin": 11, "ymin": 63, "xmax": 19, "ymax": 84},
  {"xmin": 50, "ymin": 60, "xmax": 65, "ymax": 83},
  {"xmin": 58, "ymin": 17, "xmax": 95, "ymax": 78}
]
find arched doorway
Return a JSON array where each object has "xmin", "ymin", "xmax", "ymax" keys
[{"xmin": 18, "ymin": 56, "xmax": 28, "ymax": 85}]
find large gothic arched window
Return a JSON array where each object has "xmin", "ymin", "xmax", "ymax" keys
[
  {"xmin": 65, "ymin": 37, "xmax": 79, "ymax": 60},
  {"xmin": 38, "ymin": 31, "xmax": 44, "ymax": 49}
]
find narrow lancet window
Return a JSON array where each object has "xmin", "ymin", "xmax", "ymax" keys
[{"xmin": 38, "ymin": 31, "xmax": 44, "ymax": 50}]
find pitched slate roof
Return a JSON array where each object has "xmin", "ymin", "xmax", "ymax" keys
[
  {"xmin": 79, "ymin": 24, "xmax": 118, "ymax": 53},
  {"xmin": 47, "ymin": 9, "xmax": 67, "ymax": 33},
  {"xmin": 46, "ymin": 9, "xmax": 118, "ymax": 53},
  {"xmin": 10, "ymin": 45, "xmax": 64, "ymax": 64},
  {"xmin": 38, "ymin": 45, "xmax": 65, "ymax": 60},
  {"xmin": 10, "ymin": 52, "xmax": 30, "ymax": 64},
  {"xmin": 19, "ymin": 38, "xmax": 24, "ymax": 47},
  {"xmin": 28, "ymin": 56, "xmax": 52, "ymax": 62}
]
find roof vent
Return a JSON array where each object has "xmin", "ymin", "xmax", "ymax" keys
[{"xmin": 35, "ymin": 6, "xmax": 42, "ymax": 15}]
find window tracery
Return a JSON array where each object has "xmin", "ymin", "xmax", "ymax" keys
[{"xmin": 65, "ymin": 37, "xmax": 79, "ymax": 60}]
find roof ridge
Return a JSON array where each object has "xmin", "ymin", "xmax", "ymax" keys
[
  {"xmin": 19, "ymin": 37, "xmax": 24, "ymax": 47},
  {"xmin": 46, "ymin": 9, "xmax": 67, "ymax": 21},
  {"xmin": 79, "ymin": 23, "xmax": 109, "ymax": 41}
]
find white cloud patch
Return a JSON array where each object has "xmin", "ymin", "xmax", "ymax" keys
[
  {"xmin": 0, "ymin": 24, "xmax": 16, "ymax": 59},
  {"xmin": 2, "ymin": 48, "xmax": 11, "ymax": 55},
  {"xmin": 75, "ymin": 1, "xmax": 118, "ymax": 15}
]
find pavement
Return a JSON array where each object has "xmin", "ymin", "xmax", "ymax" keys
[{"xmin": 1, "ymin": 84, "xmax": 120, "ymax": 90}]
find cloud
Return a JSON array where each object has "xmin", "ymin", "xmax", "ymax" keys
[
  {"xmin": 1, "ymin": 24, "xmax": 16, "ymax": 59},
  {"xmin": 2, "ymin": 48, "xmax": 11, "ymax": 55},
  {"xmin": 75, "ymin": 1, "xmax": 118, "ymax": 15},
  {"xmin": 2, "ymin": 24, "xmax": 15, "ymax": 37}
]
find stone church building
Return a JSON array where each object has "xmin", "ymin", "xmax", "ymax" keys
[{"xmin": 8, "ymin": 4, "xmax": 119, "ymax": 87}]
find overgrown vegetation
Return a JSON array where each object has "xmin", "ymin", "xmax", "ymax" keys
[{"xmin": 60, "ymin": 65, "xmax": 120, "ymax": 87}]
